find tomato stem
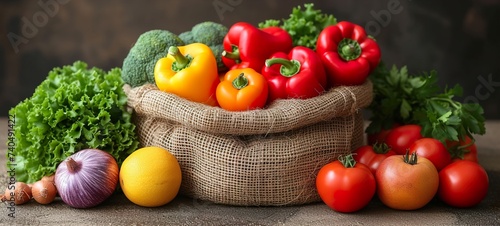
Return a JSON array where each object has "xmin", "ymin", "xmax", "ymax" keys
[
  {"xmin": 339, "ymin": 154, "xmax": 357, "ymax": 168},
  {"xmin": 403, "ymin": 150, "xmax": 418, "ymax": 165},
  {"xmin": 373, "ymin": 142, "xmax": 391, "ymax": 154}
]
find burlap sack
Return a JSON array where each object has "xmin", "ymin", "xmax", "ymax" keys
[{"xmin": 124, "ymin": 81, "xmax": 372, "ymax": 206}]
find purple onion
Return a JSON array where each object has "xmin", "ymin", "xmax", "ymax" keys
[{"xmin": 55, "ymin": 149, "xmax": 119, "ymax": 208}]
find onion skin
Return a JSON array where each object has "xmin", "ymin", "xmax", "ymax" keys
[
  {"xmin": 41, "ymin": 174, "xmax": 55, "ymax": 184},
  {"xmin": 55, "ymin": 149, "xmax": 119, "ymax": 208},
  {"xmin": 32, "ymin": 180, "xmax": 57, "ymax": 204},
  {"xmin": 5, "ymin": 182, "xmax": 32, "ymax": 205},
  {"xmin": 41, "ymin": 174, "xmax": 58, "ymax": 196}
]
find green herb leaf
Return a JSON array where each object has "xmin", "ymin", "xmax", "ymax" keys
[
  {"xmin": 400, "ymin": 99, "xmax": 412, "ymax": 119},
  {"xmin": 367, "ymin": 63, "xmax": 486, "ymax": 144}
]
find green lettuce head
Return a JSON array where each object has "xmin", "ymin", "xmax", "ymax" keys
[{"xmin": 9, "ymin": 61, "xmax": 139, "ymax": 183}]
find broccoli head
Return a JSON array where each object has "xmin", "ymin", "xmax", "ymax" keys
[
  {"xmin": 190, "ymin": 21, "xmax": 228, "ymax": 46},
  {"xmin": 178, "ymin": 31, "xmax": 195, "ymax": 44},
  {"xmin": 209, "ymin": 44, "xmax": 226, "ymax": 72},
  {"xmin": 179, "ymin": 21, "xmax": 229, "ymax": 72},
  {"xmin": 122, "ymin": 29, "xmax": 184, "ymax": 87}
]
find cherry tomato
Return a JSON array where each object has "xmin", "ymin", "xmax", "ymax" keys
[
  {"xmin": 447, "ymin": 136, "xmax": 478, "ymax": 163},
  {"xmin": 438, "ymin": 160, "xmax": 489, "ymax": 208},
  {"xmin": 316, "ymin": 155, "xmax": 376, "ymax": 213},
  {"xmin": 376, "ymin": 152, "xmax": 439, "ymax": 210},
  {"xmin": 409, "ymin": 138, "xmax": 451, "ymax": 171},
  {"xmin": 353, "ymin": 143, "xmax": 396, "ymax": 175},
  {"xmin": 385, "ymin": 124, "xmax": 423, "ymax": 155}
]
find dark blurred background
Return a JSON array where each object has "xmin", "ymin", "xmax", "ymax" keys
[{"xmin": 1, "ymin": 0, "xmax": 499, "ymax": 118}]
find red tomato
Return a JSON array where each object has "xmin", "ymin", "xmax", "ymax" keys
[
  {"xmin": 367, "ymin": 123, "xmax": 400, "ymax": 145},
  {"xmin": 376, "ymin": 153, "xmax": 439, "ymax": 210},
  {"xmin": 409, "ymin": 138, "xmax": 451, "ymax": 171},
  {"xmin": 447, "ymin": 136, "xmax": 479, "ymax": 163},
  {"xmin": 385, "ymin": 124, "xmax": 423, "ymax": 155},
  {"xmin": 367, "ymin": 128, "xmax": 392, "ymax": 145},
  {"xmin": 353, "ymin": 144, "xmax": 396, "ymax": 175},
  {"xmin": 316, "ymin": 155, "xmax": 376, "ymax": 213},
  {"xmin": 438, "ymin": 160, "xmax": 489, "ymax": 208}
]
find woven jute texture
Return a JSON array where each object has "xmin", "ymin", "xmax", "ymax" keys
[{"xmin": 124, "ymin": 81, "xmax": 372, "ymax": 206}]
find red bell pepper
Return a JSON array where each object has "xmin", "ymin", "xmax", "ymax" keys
[
  {"xmin": 316, "ymin": 21, "xmax": 381, "ymax": 86},
  {"xmin": 222, "ymin": 22, "xmax": 293, "ymax": 71},
  {"xmin": 262, "ymin": 46, "xmax": 328, "ymax": 102}
]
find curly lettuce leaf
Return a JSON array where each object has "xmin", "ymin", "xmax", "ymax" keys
[
  {"xmin": 259, "ymin": 3, "xmax": 337, "ymax": 49},
  {"xmin": 9, "ymin": 61, "xmax": 139, "ymax": 183}
]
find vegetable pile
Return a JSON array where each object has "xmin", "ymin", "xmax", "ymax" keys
[
  {"xmin": 3, "ymin": 2, "xmax": 490, "ymax": 212},
  {"xmin": 322, "ymin": 78, "xmax": 488, "ymax": 212},
  {"xmin": 129, "ymin": 3, "xmax": 379, "ymax": 112}
]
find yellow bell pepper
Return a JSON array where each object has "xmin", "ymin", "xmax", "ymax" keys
[{"xmin": 154, "ymin": 43, "xmax": 220, "ymax": 106}]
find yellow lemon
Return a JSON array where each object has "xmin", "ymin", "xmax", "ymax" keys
[{"xmin": 119, "ymin": 146, "xmax": 182, "ymax": 207}]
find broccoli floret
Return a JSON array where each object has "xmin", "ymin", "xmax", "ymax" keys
[
  {"xmin": 180, "ymin": 21, "xmax": 228, "ymax": 72},
  {"xmin": 122, "ymin": 29, "xmax": 184, "ymax": 87},
  {"xmin": 190, "ymin": 21, "xmax": 228, "ymax": 46},
  {"xmin": 178, "ymin": 31, "xmax": 195, "ymax": 44},
  {"xmin": 209, "ymin": 44, "xmax": 226, "ymax": 71}
]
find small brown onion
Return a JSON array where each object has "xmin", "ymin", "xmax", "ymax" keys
[
  {"xmin": 41, "ymin": 174, "xmax": 55, "ymax": 184},
  {"xmin": 32, "ymin": 180, "xmax": 57, "ymax": 204},
  {"xmin": 55, "ymin": 149, "xmax": 119, "ymax": 208},
  {"xmin": 41, "ymin": 174, "xmax": 58, "ymax": 196},
  {"xmin": 4, "ymin": 182, "xmax": 32, "ymax": 205}
]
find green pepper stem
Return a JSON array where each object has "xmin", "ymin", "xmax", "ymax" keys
[
  {"xmin": 232, "ymin": 73, "xmax": 249, "ymax": 90},
  {"xmin": 338, "ymin": 38, "xmax": 362, "ymax": 61},
  {"xmin": 222, "ymin": 50, "xmax": 239, "ymax": 60},
  {"xmin": 168, "ymin": 46, "xmax": 190, "ymax": 71},
  {"xmin": 222, "ymin": 45, "xmax": 240, "ymax": 61},
  {"xmin": 265, "ymin": 58, "xmax": 301, "ymax": 77},
  {"xmin": 338, "ymin": 154, "xmax": 357, "ymax": 168}
]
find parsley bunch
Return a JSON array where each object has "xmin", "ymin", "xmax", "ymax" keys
[
  {"xmin": 366, "ymin": 63, "xmax": 486, "ymax": 143},
  {"xmin": 258, "ymin": 3, "xmax": 337, "ymax": 49}
]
